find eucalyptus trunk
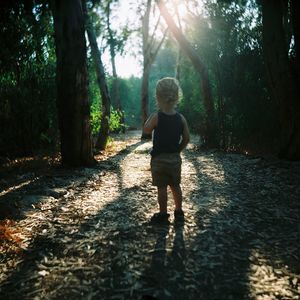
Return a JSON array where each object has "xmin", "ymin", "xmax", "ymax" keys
[{"xmin": 51, "ymin": 0, "xmax": 94, "ymax": 166}]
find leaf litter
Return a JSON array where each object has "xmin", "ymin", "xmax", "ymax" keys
[{"xmin": 0, "ymin": 131, "xmax": 300, "ymax": 299}]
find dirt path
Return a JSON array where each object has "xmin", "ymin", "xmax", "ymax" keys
[{"xmin": 0, "ymin": 131, "xmax": 300, "ymax": 300}]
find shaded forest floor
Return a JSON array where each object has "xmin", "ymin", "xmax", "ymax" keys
[{"xmin": 0, "ymin": 131, "xmax": 300, "ymax": 300}]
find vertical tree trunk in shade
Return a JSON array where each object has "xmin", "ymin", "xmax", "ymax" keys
[
  {"xmin": 83, "ymin": 2, "xmax": 111, "ymax": 150},
  {"xmin": 262, "ymin": 0, "xmax": 300, "ymax": 160},
  {"xmin": 51, "ymin": 0, "xmax": 94, "ymax": 166},
  {"xmin": 156, "ymin": 0, "xmax": 217, "ymax": 148},
  {"xmin": 141, "ymin": 63, "xmax": 151, "ymax": 128}
]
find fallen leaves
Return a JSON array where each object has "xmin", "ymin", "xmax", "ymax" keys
[{"xmin": 0, "ymin": 219, "xmax": 24, "ymax": 253}]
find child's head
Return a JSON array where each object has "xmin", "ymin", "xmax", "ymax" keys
[{"xmin": 156, "ymin": 77, "xmax": 181, "ymax": 110}]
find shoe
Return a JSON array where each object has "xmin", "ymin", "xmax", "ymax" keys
[
  {"xmin": 174, "ymin": 210, "xmax": 185, "ymax": 223},
  {"xmin": 149, "ymin": 212, "xmax": 170, "ymax": 225}
]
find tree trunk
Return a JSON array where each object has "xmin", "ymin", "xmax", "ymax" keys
[
  {"xmin": 262, "ymin": 0, "xmax": 300, "ymax": 160},
  {"xmin": 51, "ymin": 0, "xmax": 94, "ymax": 166},
  {"xmin": 83, "ymin": 3, "xmax": 111, "ymax": 151},
  {"xmin": 141, "ymin": 63, "xmax": 151, "ymax": 139},
  {"xmin": 156, "ymin": 0, "xmax": 217, "ymax": 148}
]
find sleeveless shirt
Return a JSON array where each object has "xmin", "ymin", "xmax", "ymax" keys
[{"xmin": 151, "ymin": 111, "xmax": 183, "ymax": 157}]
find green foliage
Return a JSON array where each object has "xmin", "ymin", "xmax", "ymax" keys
[
  {"xmin": 0, "ymin": 3, "xmax": 57, "ymax": 156},
  {"xmin": 90, "ymin": 104, "xmax": 123, "ymax": 135},
  {"xmin": 109, "ymin": 109, "xmax": 123, "ymax": 132}
]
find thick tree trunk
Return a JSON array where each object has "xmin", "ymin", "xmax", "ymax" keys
[
  {"xmin": 156, "ymin": 0, "xmax": 216, "ymax": 148},
  {"xmin": 51, "ymin": 0, "xmax": 94, "ymax": 166},
  {"xmin": 83, "ymin": 4, "xmax": 111, "ymax": 151},
  {"xmin": 262, "ymin": 0, "xmax": 300, "ymax": 160}
]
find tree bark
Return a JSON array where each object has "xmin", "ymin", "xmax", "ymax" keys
[
  {"xmin": 156, "ymin": 0, "xmax": 217, "ymax": 148},
  {"xmin": 141, "ymin": 63, "xmax": 151, "ymax": 127},
  {"xmin": 83, "ymin": 2, "xmax": 111, "ymax": 150},
  {"xmin": 51, "ymin": 0, "xmax": 94, "ymax": 166},
  {"xmin": 262, "ymin": 0, "xmax": 300, "ymax": 160}
]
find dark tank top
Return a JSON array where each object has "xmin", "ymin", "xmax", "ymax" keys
[{"xmin": 151, "ymin": 111, "xmax": 183, "ymax": 157}]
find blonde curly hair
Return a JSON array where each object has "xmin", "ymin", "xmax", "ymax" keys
[{"xmin": 155, "ymin": 77, "xmax": 182, "ymax": 107}]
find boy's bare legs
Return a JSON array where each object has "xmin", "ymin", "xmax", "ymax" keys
[
  {"xmin": 170, "ymin": 185, "xmax": 183, "ymax": 211},
  {"xmin": 157, "ymin": 186, "xmax": 168, "ymax": 213}
]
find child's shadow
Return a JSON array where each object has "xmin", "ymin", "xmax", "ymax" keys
[
  {"xmin": 142, "ymin": 223, "xmax": 186, "ymax": 299},
  {"xmin": 171, "ymin": 223, "xmax": 186, "ymax": 270}
]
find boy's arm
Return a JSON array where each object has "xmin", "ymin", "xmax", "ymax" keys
[
  {"xmin": 143, "ymin": 112, "xmax": 158, "ymax": 134},
  {"xmin": 179, "ymin": 115, "xmax": 190, "ymax": 152}
]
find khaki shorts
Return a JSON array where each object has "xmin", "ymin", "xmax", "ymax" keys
[{"xmin": 151, "ymin": 153, "xmax": 182, "ymax": 187}]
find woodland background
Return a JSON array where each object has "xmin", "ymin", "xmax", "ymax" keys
[{"xmin": 0, "ymin": 0, "xmax": 299, "ymax": 166}]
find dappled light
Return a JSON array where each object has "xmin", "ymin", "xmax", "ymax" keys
[
  {"xmin": 248, "ymin": 249, "xmax": 299, "ymax": 299},
  {"xmin": 0, "ymin": 178, "xmax": 38, "ymax": 198}
]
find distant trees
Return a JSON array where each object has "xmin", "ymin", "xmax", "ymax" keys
[{"xmin": 51, "ymin": 0, "xmax": 94, "ymax": 166}]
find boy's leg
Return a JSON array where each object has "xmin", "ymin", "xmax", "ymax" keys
[
  {"xmin": 149, "ymin": 186, "xmax": 169, "ymax": 224},
  {"xmin": 157, "ymin": 186, "xmax": 168, "ymax": 213},
  {"xmin": 170, "ymin": 185, "xmax": 182, "ymax": 211}
]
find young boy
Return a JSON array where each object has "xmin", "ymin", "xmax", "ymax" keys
[{"xmin": 143, "ymin": 77, "xmax": 190, "ymax": 224}]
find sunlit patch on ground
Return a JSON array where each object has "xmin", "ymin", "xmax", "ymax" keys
[{"xmin": 248, "ymin": 249, "xmax": 300, "ymax": 299}]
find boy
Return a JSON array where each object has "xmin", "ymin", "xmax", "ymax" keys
[{"xmin": 143, "ymin": 77, "xmax": 190, "ymax": 224}]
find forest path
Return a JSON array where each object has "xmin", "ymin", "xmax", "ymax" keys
[{"xmin": 0, "ymin": 131, "xmax": 300, "ymax": 300}]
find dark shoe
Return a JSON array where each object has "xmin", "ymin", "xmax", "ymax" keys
[
  {"xmin": 149, "ymin": 212, "xmax": 170, "ymax": 225},
  {"xmin": 174, "ymin": 210, "xmax": 185, "ymax": 223}
]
